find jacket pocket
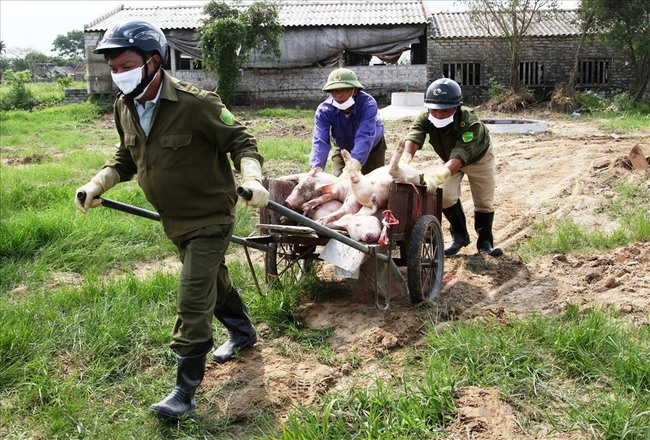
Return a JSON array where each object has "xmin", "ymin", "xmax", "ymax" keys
[
  {"xmin": 124, "ymin": 132, "xmax": 138, "ymax": 148},
  {"xmin": 159, "ymin": 133, "xmax": 192, "ymax": 150}
]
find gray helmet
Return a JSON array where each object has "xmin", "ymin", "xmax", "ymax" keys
[
  {"xmin": 424, "ymin": 78, "xmax": 463, "ymax": 109},
  {"xmin": 94, "ymin": 20, "xmax": 167, "ymax": 62}
]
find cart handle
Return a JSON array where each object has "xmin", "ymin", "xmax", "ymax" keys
[
  {"xmin": 237, "ymin": 186, "xmax": 390, "ymax": 262},
  {"xmin": 77, "ymin": 191, "xmax": 270, "ymax": 252},
  {"xmin": 77, "ymin": 191, "xmax": 161, "ymax": 221}
]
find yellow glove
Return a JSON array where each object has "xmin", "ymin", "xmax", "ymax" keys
[
  {"xmin": 239, "ymin": 157, "xmax": 269, "ymax": 208},
  {"xmin": 74, "ymin": 167, "xmax": 120, "ymax": 214},
  {"xmin": 339, "ymin": 157, "xmax": 362, "ymax": 180},
  {"xmin": 399, "ymin": 152, "xmax": 413, "ymax": 166},
  {"xmin": 422, "ymin": 166, "xmax": 452, "ymax": 193}
]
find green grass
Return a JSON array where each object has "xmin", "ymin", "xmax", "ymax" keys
[
  {"xmin": 0, "ymin": 79, "xmax": 87, "ymax": 110},
  {"xmin": 279, "ymin": 306, "xmax": 649, "ymax": 439},
  {"xmin": 517, "ymin": 180, "xmax": 650, "ymax": 262},
  {"xmin": 1, "ymin": 102, "xmax": 649, "ymax": 439},
  {"xmin": 592, "ymin": 110, "xmax": 650, "ymax": 133}
]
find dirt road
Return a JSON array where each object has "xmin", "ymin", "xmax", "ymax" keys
[{"xmin": 203, "ymin": 112, "xmax": 650, "ymax": 438}]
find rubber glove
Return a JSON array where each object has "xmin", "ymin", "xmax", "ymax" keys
[
  {"xmin": 339, "ymin": 157, "xmax": 362, "ymax": 180},
  {"xmin": 239, "ymin": 157, "xmax": 269, "ymax": 208},
  {"xmin": 422, "ymin": 165, "xmax": 452, "ymax": 193},
  {"xmin": 399, "ymin": 152, "xmax": 413, "ymax": 166},
  {"xmin": 74, "ymin": 167, "xmax": 120, "ymax": 214}
]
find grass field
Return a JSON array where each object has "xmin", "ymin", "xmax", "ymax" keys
[{"xmin": 1, "ymin": 94, "xmax": 649, "ymax": 439}]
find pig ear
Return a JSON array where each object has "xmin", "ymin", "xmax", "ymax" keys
[{"xmin": 317, "ymin": 182, "xmax": 335, "ymax": 192}]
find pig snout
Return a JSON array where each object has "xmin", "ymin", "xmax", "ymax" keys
[
  {"xmin": 284, "ymin": 181, "xmax": 315, "ymax": 210},
  {"xmin": 284, "ymin": 194, "xmax": 300, "ymax": 209}
]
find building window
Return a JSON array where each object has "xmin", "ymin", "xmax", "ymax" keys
[
  {"xmin": 578, "ymin": 59, "xmax": 610, "ymax": 85},
  {"xmin": 176, "ymin": 52, "xmax": 203, "ymax": 70},
  {"xmin": 443, "ymin": 62, "xmax": 481, "ymax": 86},
  {"xmin": 519, "ymin": 61, "xmax": 544, "ymax": 85}
]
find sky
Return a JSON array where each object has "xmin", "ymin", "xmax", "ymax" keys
[{"xmin": 0, "ymin": 0, "xmax": 580, "ymax": 58}]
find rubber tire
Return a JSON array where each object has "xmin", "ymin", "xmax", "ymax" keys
[{"xmin": 407, "ymin": 215, "xmax": 445, "ymax": 303}]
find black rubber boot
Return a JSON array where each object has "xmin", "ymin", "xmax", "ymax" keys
[
  {"xmin": 212, "ymin": 288, "xmax": 257, "ymax": 363},
  {"xmin": 442, "ymin": 200, "xmax": 471, "ymax": 256},
  {"xmin": 475, "ymin": 211, "xmax": 503, "ymax": 257},
  {"xmin": 150, "ymin": 351, "xmax": 207, "ymax": 420}
]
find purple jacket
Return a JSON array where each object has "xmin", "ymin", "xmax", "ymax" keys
[{"xmin": 309, "ymin": 91, "xmax": 385, "ymax": 169}]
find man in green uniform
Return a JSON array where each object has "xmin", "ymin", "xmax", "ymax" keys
[
  {"xmin": 402, "ymin": 78, "xmax": 503, "ymax": 257},
  {"xmin": 73, "ymin": 20, "xmax": 269, "ymax": 420}
]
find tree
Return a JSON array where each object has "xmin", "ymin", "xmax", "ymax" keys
[
  {"xmin": 198, "ymin": 0, "xmax": 283, "ymax": 106},
  {"xmin": 580, "ymin": 0, "xmax": 650, "ymax": 103},
  {"xmin": 0, "ymin": 70, "xmax": 35, "ymax": 111},
  {"xmin": 462, "ymin": 0, "xmax": 558, "ymax": 93},
  {"xmin": 24, "ymin": 51, "xmax": 49, "ymax": 81},
  {"xmin": 0, "ymin": 40, "xmax": 5, "ymax": 82},
  {"xmin": 52, "ymin": 30, "xmax": 85, "ymax": 60}
]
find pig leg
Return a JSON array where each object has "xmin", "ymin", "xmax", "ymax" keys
[
  {"xmin": 319, "ymin": 194, "xmax": 362, "ymax": 226},
  {"xmin": 304, "ymin": 199, "xmax": 343, "ymax": 221},
  {"xmin": 301, "ymin": 182, "xmax": 338, "ymax": 212},
  {"xmin": 340, "ymin": 149, "xmax": 363, "ymax": 184},
  {"xmin": 388, "ymin": 140, "xmax": 421, "ymax": 184},
  {"xmin": 388, "ymin": 140, "xmax": 404, "ymax": 180},
  {"xmin": 340, "ymin": 149, "xmax": 376, "ymax": 207}
]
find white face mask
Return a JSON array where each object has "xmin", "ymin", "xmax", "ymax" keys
[
  {"xmin": 428, "ymin": 112, "xmax": 455, "ymax": 128},
  {"xmin": 332, "ymin": 96, "xmax": 355, "ymax": 110},
  {"xmin": 111, "ymin": 65, "xmax": 145, "ymax": 95}
]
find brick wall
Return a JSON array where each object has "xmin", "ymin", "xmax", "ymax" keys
[
  {"xmin": 427, "ymin": 35, "xmax": 635, "ymax": 105},
  {"xmin": 64, "ymin": 88, "xmax": 89, "ymax": 104},
  {"xmin": 175, "ymin": 65, "xmax": 428, "ymax": 107}
]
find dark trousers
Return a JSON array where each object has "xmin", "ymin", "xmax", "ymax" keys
[
  {"xmin": 331, "ymin": 136, "xmax": 387, "ymax": 176},
  {"xmin": 170, "ymin": 224, "xmax": 233, "ymax": 357}
]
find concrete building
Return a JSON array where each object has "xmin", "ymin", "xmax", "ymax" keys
[{"xmin": 83, "ymin": 1, "xmax": 640, "ymax": 106}]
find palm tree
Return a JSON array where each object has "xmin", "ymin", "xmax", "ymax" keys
[{"xmin": 0, "ymin": 40, "xmax": 6, "ymax": 56}]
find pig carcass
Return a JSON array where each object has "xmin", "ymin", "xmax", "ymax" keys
[
  {"xmin": 280, "ymin": 167, "xmax": 350, "ymax": 220},
  {"xmin": 329, "ymin": 212, "xmax": 382, "ymax": 243},
  {"xmin": 341, "ymin": 141, "xmax": 421, "ymax": 214},
  {"xmin": 317, "ymin": 191, "xmax": 363, "ymax": 227}
]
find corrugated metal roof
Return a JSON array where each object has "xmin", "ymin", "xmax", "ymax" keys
[
  {"xmin": 431, "ymin": 10, "xmax": 580, "ymax": 39},
  {"xmin": 85, "ymin": 4, "xmax": 207, "ymax": 31},
  {"xmin": 280, "ymin": 1, "xmax": 428, "ymax": 26},
  {"xmin": 85, "ymin": 1, "xmax": 429, "ymax": 32}
]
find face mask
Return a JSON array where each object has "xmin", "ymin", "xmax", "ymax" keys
[
  {"xmin": 332, "ymin": 96, "xmax": 355, "ymax": 110},
  {"xmin": 111, "ymin": 65, "xmax": 145, "ymax": 95},
  {"xmin": 428, "ymin": 112, "xmax": 455, "ymax": 128}
]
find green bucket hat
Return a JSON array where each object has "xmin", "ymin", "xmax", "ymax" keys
[{"xmin": 322, "ymin": 68, "xmax": 364, "ymax": 91}]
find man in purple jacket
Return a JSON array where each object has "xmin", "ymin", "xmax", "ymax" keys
[{"xmin": 309, "ymin": 68, "xmax": 386, "ymax": 177}]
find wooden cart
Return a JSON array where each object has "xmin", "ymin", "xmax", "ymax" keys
[{"xmin": 243, "ymin": 179, "xmax": 445, "ymax": 308}]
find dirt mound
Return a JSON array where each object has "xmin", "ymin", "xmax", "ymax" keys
[{"xmin": 480, "ymin": 91, "xmax": 538, "ymax": 113}]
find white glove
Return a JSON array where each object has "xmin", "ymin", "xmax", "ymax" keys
[
  {"xmin": 422, "ymin": 166, "xmax": 452, "ymax": 194},
  {"xmin": 74, "ymin": 167, "xmax": 120, "ymax": 214},
  {"xmin": 399, "ymin": 152, "xmax": 413, "ymax": 166},
  {"xmin": 339, "ymin": 157, "xmax": 362, "ymax": 180},
  {"xmin": 239, "ymin": 157, "xmax": 269, "ymax": 208}
]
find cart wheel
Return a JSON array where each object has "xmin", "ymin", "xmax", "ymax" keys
[
  {"xmin": 265, "ymin": 242, "xmax": 313, "ymax": 286},
  {"xmin": 407, "ymin": 215, "xmax": 444, "ymax": 303}
]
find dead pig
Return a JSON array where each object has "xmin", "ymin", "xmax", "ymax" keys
[
  {"xmin": 280, "ymin": 168, "xmax": 336, "ymax": 212},
  {"xmin": 280, "ymin": 167, "xmax": 352, "ymax": 219},
  {"xmin": 341, "ymin": 141, "xmax": 420, "ymax": 214},
  {"xmin": 329, "ymin": 212, "xmax": 382, "ymax": 243}
]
